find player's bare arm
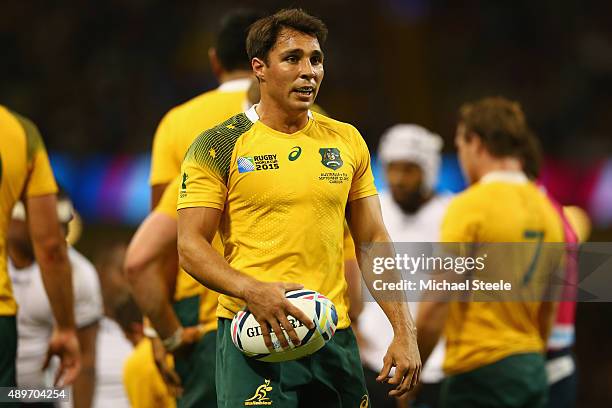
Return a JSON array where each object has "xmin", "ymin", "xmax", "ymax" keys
[
  {"xmin": 125, "ymin": 211, "xmax": 201, "ymax": 391},
  {"xmin": 26, "ymin": 193, "xmax": 81, "ymax": 386},
  {"xmin": 177, "ymin": 206, "xmax": 314, "ymax": 351},
  {"xmin": 151, "ymin": 182, "xmax": 169, "ymax": 209},
  {"xmin": 125, "ymin": 211, "xmax": 183, "ymax": 339},
  {"xmin": 415, "ymin": 301, "xmax": 449, "ymax": 367},
  {"xmin": 348, "ymin": 194, "xmax": 421, "ymax": 396}
]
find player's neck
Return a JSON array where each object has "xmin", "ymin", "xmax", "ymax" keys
[
  {"xmin": 218, "ymin": 71, "xmax": 252, "ymax": 84},
  {"xmin": 255, "ymin": 98, "xmax": 309, "ymax": 134},
  {"xmin": 476, "ymin": 156, "xmax": 523, "ymax": 182}
]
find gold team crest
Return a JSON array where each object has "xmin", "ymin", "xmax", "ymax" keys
[
  {"xmin": 244, "ymin": 379, "xmax": 273, "ymax": 406},
  {"xmin": 319, "ymin": 148, "xmax": 343, "ymax": 170}
]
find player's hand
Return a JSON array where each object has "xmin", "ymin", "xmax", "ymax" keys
[
  {"xmin": 43, "ymin": 328, "xmax": 81, "ymax": 387},
  {"xmin": 151, "ymin": 336, "xmax": 183, "ymax": 397},
  {"xmin": 377, "ymin": 330, "xmax": 421, "ymax": 397},
  {"xmin": 242, "ymin": 281, "xmax": 315, "ymax": 351}
]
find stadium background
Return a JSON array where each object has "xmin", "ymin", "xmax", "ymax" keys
[{"xmin": 2, "ymin": 0, "xmax": 611, "ymax": 405}]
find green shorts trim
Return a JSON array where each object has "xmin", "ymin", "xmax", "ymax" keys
[
  {"xmin": 440, "ymin": 352, "xmax": 548, "ymax": 408},
  {"xmin": 173, "ymin": 296, "xmax": 217, "ymax": 408},
  {"xmin": 216, "ymin": 318, "xmax": 370, "ymax": 408},
  {"xmin": 0, "ymin": 316, "xmax": 17, "ymax": 388}
]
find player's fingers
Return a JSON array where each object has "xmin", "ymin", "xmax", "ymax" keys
[
  {"xmin": 259, "ymin": 320, "xmax": 274, "ymax": 351},
  {"xmin": 376, "ymin": 358, "xmax": 393, "ymax": 382},
  {"xmin": 285, "ymin": 302, "xmax": 315, "ymax": 330},
  {"xmin": 410, "ymin": 365, "xmax": 421, "ymax": 390},
  {"xmin": 282, "ymin": 282, "xmax": 304, "ymax": 293},
  {"xmin": 389, "ymin": 366, "xmax": 413, "ymax": 397},
  {"xmin": 269, "ymin": 318, "xmax": 289, "ymax": 349},
  {"xmin": 56, "ymin": 355, "xmax": 80, "ymax": 387},
  {"xmin": 388, "ymin": 363, "xmax": 406, "ymax": 386},
  {"xmin": 42, "ymin": 347, "xmax": 53, "ymax": 371},
  {"xmin": 278, "ymin": 313, "xmax": 301, "ymax": 346}
]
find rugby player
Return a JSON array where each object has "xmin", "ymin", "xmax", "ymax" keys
[
  {"xmin": 416, "ymin": 97, "xmax": 564, "ymax": 407},
  {"xmin": 177, "ymin": 9, "xmax": 421, "ymax": 407},
  {"xmin": 0, "ymin": 105, "xmax": 80, "ymax": 393}
]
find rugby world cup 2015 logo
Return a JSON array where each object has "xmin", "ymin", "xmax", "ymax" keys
[
  {"xmin": 319, "ymin": 148, "xmax": 343, "ymax": 170},
  {"xmin": 237, "ymin": 157, "xmax": 256, "ymax": 173}
]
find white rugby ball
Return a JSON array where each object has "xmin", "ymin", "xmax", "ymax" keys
[{"xmin": 231, "ymin": 289, "xmax": 338, "ymax": 362}]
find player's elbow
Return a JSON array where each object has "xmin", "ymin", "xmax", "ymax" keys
[
  {"xmin": 124, "ymin": 247, "xmax": 149, "ymax": 286},
  {"xmin": 34, "ymin": 234, "xmax": 69, "ymax": 267}
]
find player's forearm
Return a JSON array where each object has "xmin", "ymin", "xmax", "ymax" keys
[
  {"xmin": 178, "ymin": 232, "xmax": 256, "ymax": 300},
  {"xmin": 36, "ymin": 240, "xmax": 76, "ymax": 329},
  {"xmin": 416, "ymin": 302, "xmax": 448, "ymax": 365},
  {"xmin": 72, "ymin": 365, "xmax": 95, "ymax": 408},
  {"xmin": 355, "ymin": 229, "xmax": 415, "ymax": 334},
  {"xmin": 126, "ymin": 260, "xmax": 181, "ymax": 339}
]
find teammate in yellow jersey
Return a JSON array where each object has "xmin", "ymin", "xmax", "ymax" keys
[
  {"xmin": 125, "ymin": 10, "xmax": 264, "ymax": 408},
  {"xmin": 416, "ymin": 97, "xmax": 564, "ymax": 407},
  {"xmin": 0, "ymin": 105, "xmax": 80, "ymax": 392},
  {"xmin": 177, "ymin": 9, "xmax": 420, "ymax": 407}
]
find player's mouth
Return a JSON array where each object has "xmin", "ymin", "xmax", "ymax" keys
[{"xmin": 293, "ymin": 86, "xmax": 315, "ymax": 98}]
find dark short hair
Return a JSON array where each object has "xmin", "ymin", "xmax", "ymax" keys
[
  {"xmin": 215, "ymin": 9, "xmax": 265, "ymax": 72},
  {"xmin": 246, "ymin": 9, "xmax": 328, "ymax": 63},
  {"xmin": 113, "ymin": 295, "xmax": 143, "ymax": 334},
  {"xmin": 459, "ymin": 97, "xmax": 540, "ymax": 169}
]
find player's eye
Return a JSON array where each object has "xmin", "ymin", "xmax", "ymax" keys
[
  {"xmin": 311, "ymin": 56, "xmax": 323, "ymax": 65},
  {"xmin": 286, "ymin": 55, "xmax": 298, "ymax": 63}
]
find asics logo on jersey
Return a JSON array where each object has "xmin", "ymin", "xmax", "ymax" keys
[
  {"xmin": 288, "ymin": 146, "xmax": 302, "ymax": 161},
  {"xmin": 244, "ymin": 379, "xmax": 273, "ymax": 406},
  {"xmin": 319, "ymin": 148, "xmax": 343, "ymax": 170}
]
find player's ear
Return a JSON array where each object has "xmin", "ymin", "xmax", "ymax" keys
[
  {"xmin": 209, "ymin": 48, "xmax": 223, "ymax": 79},
  {"xmin": 252, "ymin": 57, "xmax": 266, "ymax": 82}
]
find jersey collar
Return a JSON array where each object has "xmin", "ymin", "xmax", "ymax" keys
[
  {"xmin": 217, "ymin": 78, "xmax": 252, "ymax": 92},
  {"xmin": 480, "ymin": 170, "xmax": 529, "ymax": 184},
  {"xmin": 245, "ymin": 104, "xmax": 313, "ymax": 124}
]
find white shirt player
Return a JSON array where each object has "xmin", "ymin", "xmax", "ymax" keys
[
  {"xmin": 10, "ymin": 246, "xmax": 104, "ymax": 389},
  {"xmin": 358, "ymin": 192, "xmax": 451, "ymax": 384},
  {"xmin": 91, "ymin": 317, "xmax": 132, "ymax": 408}
]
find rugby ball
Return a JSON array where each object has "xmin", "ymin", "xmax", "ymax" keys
[{"xmin": 231, "ymin": 289, "xmax": 338, "ymax": 362}]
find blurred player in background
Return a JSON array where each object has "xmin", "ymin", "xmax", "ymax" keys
[
  {"xmin": 0, "ymin": 105, "xmax": 80, "ymax": 400},
  {"xmin": 177, "ymin": 9, "xmax": 420, "ymax": 407},
  {"xmin": 114, "ymin": 295, "xmax": 175, "ymax": 408},
  {"xmin": 92, "ymin": 243, "xmax": 132, "ymax": 408},
  {"xmin": 9, "ymin": 191, "xmax": 102, "ymax": 408},
  {"xmin": 357, "ymin": 125, "xmax": 450, "ymax": 408},
  {"xmin": 520, "ymin": 129, "xmax": 589, "ymax": 408},
  {"xmin": 126, "ymin": 9, "xmax": 263, "ymax": 408},
  {"xmin": 417, "ymin": 97, "xmax": 564, "ymax": 407}
]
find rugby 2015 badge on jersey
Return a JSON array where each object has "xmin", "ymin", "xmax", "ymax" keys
[
  {"xmin": 238, "ymin": 154, "xmax": 280, "ymax": 173},
  {"xmin": 319, "ymin": 148, "xmax": 343, "ymax": 170},
  {"xmin": 238, "ymin": 157, "xmax": 256, "ymax": 173}
]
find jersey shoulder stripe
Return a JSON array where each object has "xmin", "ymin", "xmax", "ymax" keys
[{"xmin": 184, "ymin": 112, "xmax": 253, "ymax": 183}]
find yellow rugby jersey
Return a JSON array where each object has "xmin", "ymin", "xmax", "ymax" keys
[
  {"xmin": 0, "ymin": 106, "xmax": 58, "ymax": 316},
  {"xmin": 178, "ymin": 107, "xmax": 378, "ymax": 329},
  {"xmin": 155, "ymin": 175, "xmax": 220, "ymax": 334},
  {"xmin": 440, "ymin": 171, "xmax": 564, "ymax": 375},
  {"xmin": 150, "ymin": 79, "xmax": 251, "ymax": 186},
  {"xmin": 123, "ymin": 338, "xmax": 176, "ymax": 408}
]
